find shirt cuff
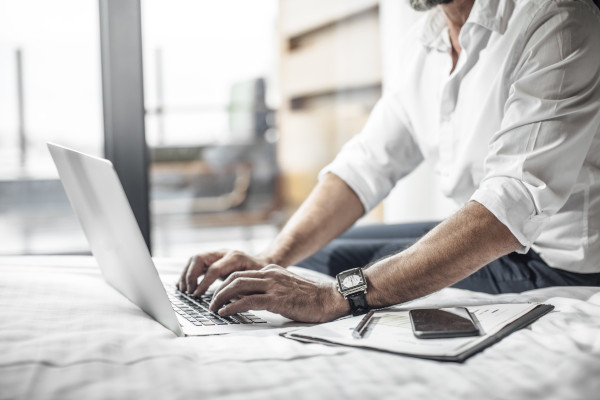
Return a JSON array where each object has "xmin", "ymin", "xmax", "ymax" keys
[
  {"xmin": 318, "ymin": 161, "xmax": 391, "ymax": 214},
  {"xmin": 470, "ymin": 176, "xmax": 549, "ymax": 253}
]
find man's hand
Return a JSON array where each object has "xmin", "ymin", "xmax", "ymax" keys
[
  {"xmin": 177, "ymin": 250, "xmax": 269, "ymax": 297},
  {"xmin": 208, "ymin": 265, "xmax": 349, "ymax": 323},
  {"xmin": 177, "ymin": 173, "xmax": 363, "ymax": 301}
]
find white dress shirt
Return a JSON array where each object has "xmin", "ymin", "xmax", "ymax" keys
[{"xmin": 321, "ymin": 0, "xmax": 600, "ymax": 273}]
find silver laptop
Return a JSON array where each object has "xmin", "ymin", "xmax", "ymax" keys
[{"xmin": 48, "ymin": 142, "xmax": 305, "ymax": 336}]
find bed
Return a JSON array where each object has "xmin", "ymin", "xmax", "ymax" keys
[{"xmin": 1, "ymin": 256, "xmax": 599, "ymax": 399}]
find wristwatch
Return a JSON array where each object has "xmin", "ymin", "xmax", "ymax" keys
[{"xmin": 336, "ymin": 267, "xmax": 369, "ymax": 316}]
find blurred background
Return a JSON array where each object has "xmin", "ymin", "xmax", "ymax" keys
[{"xmin": 0, "ymin": 0, "xmax": 456, "ymax": 258}]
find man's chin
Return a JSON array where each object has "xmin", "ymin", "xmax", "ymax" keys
[{"xmin": 409, "ymin": 0, "xmax": 454, "ymax": 12}]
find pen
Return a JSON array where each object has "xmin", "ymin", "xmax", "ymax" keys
[{"xmin": 352, "ymin": 310, "xmax": 375, "ymax": 339}]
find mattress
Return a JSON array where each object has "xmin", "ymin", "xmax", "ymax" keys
[{"xmin": 1, "ymin": 256, "xmax": 598, "ymax": 400}]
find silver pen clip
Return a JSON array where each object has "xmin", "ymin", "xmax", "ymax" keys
[{"xmin": 352, "ymin": 310, "xmax": 375, "ymax": 339}]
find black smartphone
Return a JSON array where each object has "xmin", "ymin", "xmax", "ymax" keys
[{"xmin": 409, "ymin": 307, "xmax": 481, "ymax": 339}]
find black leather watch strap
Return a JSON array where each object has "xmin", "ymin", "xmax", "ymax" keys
[{"xmin": 347, "ymin": 291, "xmax": 369, "ymax": 316}]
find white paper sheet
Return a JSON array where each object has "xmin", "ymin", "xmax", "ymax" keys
[{"xmin": 286, "ymin": 303, "xmax": 541, "ymax": 358}]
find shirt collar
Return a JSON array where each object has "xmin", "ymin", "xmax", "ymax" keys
[{"xmin": 419, "ymin": 0, "xmax": 511, "ymax": 52}]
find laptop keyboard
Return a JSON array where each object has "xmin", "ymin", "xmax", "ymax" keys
[{"xmin": 165, "ymin": 284, "xmax": 267, "ymax": 326}]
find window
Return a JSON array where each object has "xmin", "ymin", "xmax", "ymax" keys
[
  {"xmin": 0, "ymin": 0, "xmax": 102, "ymax": 254},
  {"xmin": 142, "ymin": 0, "xmax": 280, "ymax": 256}
]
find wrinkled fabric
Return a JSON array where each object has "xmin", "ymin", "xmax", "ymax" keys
[
  {"xmin": 321, "ymin": 0, "xmax": 600, "ymax": 273},
  {"xmin": 2, "ymin": 257, "xmax": 600, "ymax": 400}
]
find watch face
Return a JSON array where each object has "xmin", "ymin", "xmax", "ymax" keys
[
  {"xmin": 341, "ymin": 274, "xmax": 362, "ymax": 289},
  {"xmin": 338, "ymin": 268, "xmax": 365, "ymax": 291}
]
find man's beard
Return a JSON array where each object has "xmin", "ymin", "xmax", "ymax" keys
[{"xmin": 409, "ymin": 0, "xmax": 454, "ymax": 11}]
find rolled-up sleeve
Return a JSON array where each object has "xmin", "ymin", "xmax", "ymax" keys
[
  {"xmin": 319, "ymin": 94, "xmax": 424, "ymax": 213},
  {"xmin": 471, "ymin": 1, "xmax": 600, "ymax": 251}
]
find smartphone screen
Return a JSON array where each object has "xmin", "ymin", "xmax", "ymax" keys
[{"xmin": 409, "ymin": 307, "xmax": 480, "ymax": 339}]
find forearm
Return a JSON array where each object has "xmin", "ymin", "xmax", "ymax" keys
[
  {"xmin": 260, "ymin": 173, "xmax": 364, "ymax": 267},
  {"xmin": 363, "ymin": 201, "xmax": 522, "ymax": 308},
  {"xmin": 210, "ymin": 195, "xmax": 523, "ymax": 323}
]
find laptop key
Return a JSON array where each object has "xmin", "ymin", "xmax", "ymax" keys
[
  {"xmin": 169, "ymin": 286, "xmax": 255, "ymax": 327},
  {"xmin": 230, "ymin": 315, "xmax": 252, "ymax": 324},
  {"xmin": 221, "ymin": 316, "xmax": 240, "ymax": 324},
  {"xmin": 249, "ymin": 317, "xmax": 267, "ymax": 323},
  {"xmin": 208, "ymin": 317, "xmax": 227, "ymax": 325}
]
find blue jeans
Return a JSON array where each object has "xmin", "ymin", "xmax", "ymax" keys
[{"xmin": 297, "ymin": 222, "xmax": 600, "ymax": 294}]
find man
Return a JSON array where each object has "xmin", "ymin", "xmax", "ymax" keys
[{"xmin": 178, "ymin": 0, "xmax": 600, "ymax": 323}]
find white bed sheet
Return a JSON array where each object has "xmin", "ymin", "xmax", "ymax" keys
[{"xmin": 0, "ymin": 256, "xmax": 599, "ymax": 400}]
